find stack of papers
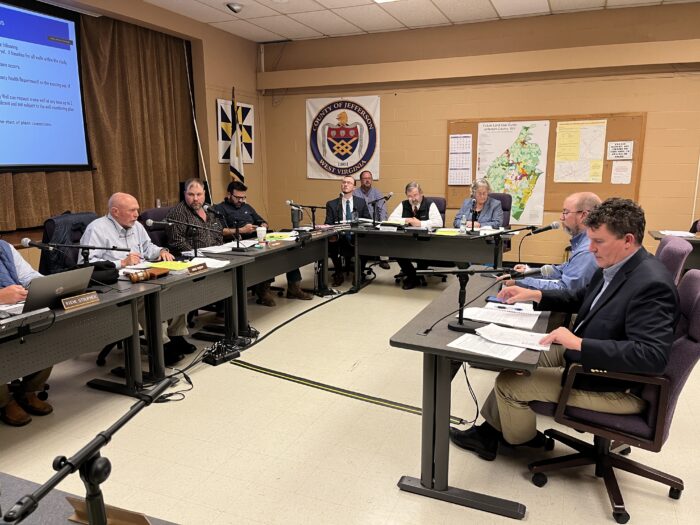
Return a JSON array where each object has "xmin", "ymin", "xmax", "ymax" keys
[
  {"xmin": 190, "ymin": 257, "xmax": 229, "ymax": 268},
  {"xmin": 434, "ymin": 228, "xmax": 461, "ymax": 236},
  {"xmin": 447, "ymin": 333, "xmax": 524, "ymax": 361},
  {"xmin": 660, "ymin": 230, "xmax": 696, "ymax": 238},
  {"xmin": 200, "ymin": 240, "xmax": 258, "ymax": 254},
  {"xmin": 475, "ymin": 324, "xmax": 550, "ymax": 352}
]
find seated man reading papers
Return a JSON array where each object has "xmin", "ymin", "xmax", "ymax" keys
[{"xmin": 449, "ymin": 198, "xmax": 678, "ymax": 461}]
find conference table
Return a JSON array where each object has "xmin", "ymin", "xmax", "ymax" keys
[
  {"xmin": 139, "ymin": 257, "xmax": 251, "ymax": 380},
  {"xmin": 390, "ymin": 274, "xmax": 550, "ymax": 520},
  {"xmin": 351, "ymin": 227, "xmax": 507, "ymax": 290},
  {"xmin": 649, "ymin": 230, "xmax": 700, "ymax": 270},
  {"xmin": 1, "ymin": 281, "xmax": 157, "ymax": 399},
  {"xmin": 206, "ymin": 231, "xmax": 333, "ymax": 334}
]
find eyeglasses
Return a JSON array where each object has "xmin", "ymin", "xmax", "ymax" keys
[
  {"xmin": 561, "ymin": 210, "xmax": 584, "ymax": 217},
  {"xmin": 231, "ymin": 194, "xmax": 247, "ymax": 201}
]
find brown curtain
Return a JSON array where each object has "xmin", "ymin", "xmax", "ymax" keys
[{"xmin": 0, "ymin": 15, "xmax": 197, "ymax": 231}]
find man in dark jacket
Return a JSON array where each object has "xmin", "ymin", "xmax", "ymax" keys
[
  {"xmin": 449, "ymin": 198, "xmax": 679, "ymax": 461},
  {"xmin": 325, "ymin": 175, "xmax": 370, "ymax": 286}
]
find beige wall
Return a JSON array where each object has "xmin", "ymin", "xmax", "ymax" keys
[
  {"xmin": 69, "ymin": 0, "xmax": 268, "ymax": 214},
  {"xmin": 260, "ymin": 4, "xmax": 700, "ymax": 264}
]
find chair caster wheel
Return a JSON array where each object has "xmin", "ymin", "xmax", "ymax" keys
[
  {"xmin": 619, "ymin": 446, "xmax": 631, "ymax": 456},
  {"xmin": 531, "ymin": 472, "xmax": 547, "ymax": 487},
  {"xmin": 669, "ymin": 487, "xmax": 682, "ymax": 499},
  {"xmin": 543, "ymin": 437, "xmax": 554, "ymax": 451},
  {"xmin": 96, "ymin": 358, "xmax": 106, "ymax": 366},
  {"xmin": 613, "ymin": 510, "xmax": 630, "ymax": 524}
]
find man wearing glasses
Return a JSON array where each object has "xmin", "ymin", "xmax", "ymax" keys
[
  {"xmin": 214, "ymin": 181, "xmax": 312, "ymax": 306},
  {"xmin": 502, "ymin": 192, "xmax": 601, "ymax": 291}
]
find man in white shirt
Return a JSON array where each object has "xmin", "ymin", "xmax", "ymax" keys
[{"xmin": 388, "ymin": 181, "xmax": 443, "ymax": 289}]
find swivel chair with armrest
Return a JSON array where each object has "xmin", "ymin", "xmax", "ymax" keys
[
  {"xmin": 527, "ymin": 269, "xmax": 700, "ymax": 523},
  {"xmin": 655, "ymin": 235, "xmax": 692, "ymax": 285}
]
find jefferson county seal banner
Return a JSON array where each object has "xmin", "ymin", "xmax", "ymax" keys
[{"xmin": 306, "ymin": 96, "xmax": 380, "ymax": 180}]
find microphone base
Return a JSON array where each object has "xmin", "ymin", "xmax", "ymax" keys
[
  {"xmin": 447, "ymin": 320, "xmax": 488, "ymax": 334},
  {"xmin": 229, "ymin": 247, "xmax": 250, "ymax": 252}
]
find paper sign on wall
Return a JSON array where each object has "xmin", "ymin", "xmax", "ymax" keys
[
  {"xmin": 448, "ymin": 133, "xmax": 472, "ymax": 185},
  {"xmin": 607, "ymin": 141, "xmax": 633, "ymax": 160},
  {"xmin": 611, "ymin": 161, "xmax": 633, "ymax": 184}
]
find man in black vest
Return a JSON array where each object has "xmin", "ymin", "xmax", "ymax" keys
[
  {"xmin": 325, "ymin": 175, "xmax": 370, "ymax": 287},
  {"xmin": 387, "ymin": 181, "xmax": 443, "ymax": 289}
]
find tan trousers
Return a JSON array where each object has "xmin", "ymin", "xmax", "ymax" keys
[
  {"xmin": 0, "ymin": 367, "xmax": 52, "ymax": 408},
  {"xmin": 480, "ymin": 346, "xmax": 646, "ymax": 445},
  {"xmin": 136, "ymin": 299, "xmax": 188, "ymax": 343}
]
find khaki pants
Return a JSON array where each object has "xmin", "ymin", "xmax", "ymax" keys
[
  {"xmin": 480, "ymin": 346, "xmax": 646, "ymax": 445},
  {"xmin": 136, "ymin": 299, "xmax": 188, "ymax": 343},
  {"xmin": 0, "ymin": 367, "xmax": 52, "ymax": 408}
]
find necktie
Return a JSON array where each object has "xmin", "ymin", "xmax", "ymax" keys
[
  {"xmin": 413, "ymin": 206, "xmax": 418, "ymax": 217},
  {"xmin": 345, "ymin": 200, "xmax": 351, "ymax": 222}
]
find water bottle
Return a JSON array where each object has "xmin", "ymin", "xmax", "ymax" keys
[{"xmin": 459, "ymin": 214, "xmax": 468, "ymax": 234}]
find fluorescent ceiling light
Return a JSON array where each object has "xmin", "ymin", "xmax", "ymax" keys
[{"xmin": 374, "ymin": 0, "xmax": 401, "ymax": 4}]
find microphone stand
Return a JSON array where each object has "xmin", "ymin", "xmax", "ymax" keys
[
  {"xmin": 43, "ymin": 242, "xmax": 131, "ymax": 268},
  {"xmin": 368, "ymin": 195, "xmax": 389, "ymax": 228},
  {"xmin": 162, "ymin": 217, "xmax": 222, "ymax": 258},
  {"xmin": 470, "ymin": 200, "xmax": 477, "ymax": 234},
  {"xmin": 288, "ymin": 202, "xmax": 325, "ymax": 229},
  {"xmin": 416, "ymin": 268, "xmax": 507, "ymax": 333},
  {"xmin": 2, "ymin": 378, "xmax": 174, "ymax": 525},
  {"xmin": 230, "ymin": 218, "xmax": 248, "ymax": 253}
]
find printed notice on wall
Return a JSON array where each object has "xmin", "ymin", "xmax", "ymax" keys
[
  {"xmin": 607, "ymin": 141, "xmax": 634, "ymax": 160},
  {"xmin": 611, "ymin": 161, "xmax": 633, "ymax": 184},
  {"xmin": 554, "ymin": 119, "xmax": 607, "ymax": 183},
  {"xmin": 448, "ymin": 133, "xmax": 472, "ymax": 185}
]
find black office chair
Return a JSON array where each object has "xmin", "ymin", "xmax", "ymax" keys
[{"xmin": 39, "ymin": 211, "xmax": 98, "ymax": 275}]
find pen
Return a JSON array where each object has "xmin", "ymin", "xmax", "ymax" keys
[{"xmin": 495, "ymin": 304, "xmax": 523, "ymax": 312}]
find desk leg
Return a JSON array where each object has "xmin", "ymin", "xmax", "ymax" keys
[
  {"xmin": 493, "ymin": 236, "xmax": 503, "ymax": 268},
  {"xmin": 317, "ymin": 240, "xmax": 330, "ymax": 293},
  {"xmin": 350, "ymin": 235, "xmax": 361, "ymax": 293},
  {"xmin": 225, "ymin": 268, "xmax": 238, "ymax": 339},
  {"xmin": 86, "ymin": 299, "xmax": 148, "ymax": 400},
  {"xmin": 145, "ymin": 292, "xmax": 165, "ymax": 380},
  {"xmin": 236, "ymin": 265, "xmax": 252, "ymax": 337},
  {"xmin": 398, "ymin": 354, "xmax": 526, "ymax": 520}
]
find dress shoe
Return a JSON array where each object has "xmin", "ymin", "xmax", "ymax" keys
[
  {"xmin": 1, "ymin": 400, "xmax": 32, "ymax": 426},
  {"xmin": 378, "ymin": 261, "xmax": 391, "ymax": 270},
  {"xmin": 168, "ymin": 335, "xmax": 197, "ymax": 354},
  {"xmin": 286, "ymin": 282, "xmax": 312, "ymax": 300},
  {"xmin": 332, "ymin": 272, "xmax": 344, "ymax": 287},
  {"xmin": 449, "ymin": 424, "xmax": 499, "ymax": 461},
  {"xmin": 163, "ymin": 342, "xmax": 185, "ymax": 366},
  {"xmin": 16, "ymin": 392, "xmax": 53, "ymax": 416},
  {"xmin": 257, "ymin": 293, "xmax": 276, "ymax": 307},
  {"xmin": 500, "ymin": 431, "xmax": 553, "ymax": 451},
  {"xmin": 402, "ymin": 277, "xmax": 418, "ymax": 290}
]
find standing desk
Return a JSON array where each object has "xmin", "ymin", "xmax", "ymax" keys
[
  {"xmin": 351, "ymin": 228, "xmax": 506, "ymax": 290},
  {"xmin": 390, "ymin": 276, "xmax": 550, "ymax": 519},
  {"xmin": 1, "ymin": 282, "xmax": 156, "ymax": 397},
  {"xmin": 207, "ymin": 232, "xmax": 332, "ymax": 333},
  {"xmin": 142, "ymin": 257, "xmax": 251, "ymax": 379},
  {"xmin": 648, "ymin": 230, "xmax": 700, "ymax": 270}
]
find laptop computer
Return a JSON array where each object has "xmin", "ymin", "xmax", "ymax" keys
[{"xmin": 2, "ymin": 266, "xmax": 94, "ymax": 315}]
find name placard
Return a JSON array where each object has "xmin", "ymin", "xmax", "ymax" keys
[
  {"xmin": 62, "ymin": 291, "xmax": 100, "ymax": 311},
  {"xmin": 187, "ymin": 262, "xmax": 208, "ymax": 274}
]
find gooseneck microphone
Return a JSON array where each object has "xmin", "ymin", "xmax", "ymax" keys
[
  {"xmin": 285, "ymin": 199, "xmax": 302, "ymax": 209},
  {"xmin": 145, "ymin": 218, "xmax": 172, "ymax": 227},
  {"xmin": 530, "ymin": 222, "xmax": 561, "ymax": 235},
  {"xmin": 21, "ymin": 238, "xmax": 54, "ymax": 251},
  {"xmin": 203, "ymin": 204, "xmax": 223, "ymax": 217}
]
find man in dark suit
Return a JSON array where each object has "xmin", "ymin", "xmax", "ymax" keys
[
  {"xmin": 449, "ymin": 198, "xmax": 679, "ymax": 461},
  {"xmin": 325, "ymin": 175, "xmax": 370, "ymax": 286}
]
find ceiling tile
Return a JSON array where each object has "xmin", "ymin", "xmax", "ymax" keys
[
  {"xmin": 549, "ymin": 0, "xmax": 605, "ymax": 12},
  {"xmin": 210, "ymin": 18, "xmax": 286, "ymax": 41},
  {"xmin": 377, "ymin": 0, "xmax": 450, "ymax": 28},
  {"xmin": 196, "ymin": 0, "xmax": 279, "ymax": 19},
  {"xmin": 606, "ymin": 0, "xmax": 661, "ymax": 6},
  {"xmin": 431, "ymin": 0, "xmax": 499, "ymax": 23},
  {"xmin": 333, "ymin": 4, "xmax": 405, "ymax": 31},
  {"xmin": 251, "ymin": 14, "xmax": 324, "ymax": 38},
  {"xmin": 289, "ymin": 10, "xmax": 364, "ymax": 35},
  {"xmin": 490, "ymin": 0, "xmax": 550, "ymax": 18},
  {"xmin": 316, "ymin": 0, "xmax": 373, "ymax": 7},
  {"xmin": 255, "ymin": 0, "xmax": 326, "ymax": 13},
  {"xmin": 143, "ymin": 0, "xmax": 232, "ymax": 23}
]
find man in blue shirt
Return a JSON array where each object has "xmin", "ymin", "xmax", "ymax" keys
[
  {"xmin": 0, "ymin": 241, "xmax": 53, "ymax": 426},
  {"xmin": 503, "ymin": 192, "xmax": 601, "ymax": 292},
  {"xmin": 353, "ymin": 170, "xmax": 391, "ymax": 270}
]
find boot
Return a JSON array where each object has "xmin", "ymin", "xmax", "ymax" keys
[
  {"xmin": 16, "ymin": 392, "xmax": 53, "ymax": 416},
  {"xmin": 256, "ymin": 282, "xmax": 276, "ymax": 307},
  {"xmin": 1, "ymin": 400, "xmax": 32, "ymax": 426},
  {"xmin": 286, "ymin": 282, "xmax": 312, "ymax": 300}
]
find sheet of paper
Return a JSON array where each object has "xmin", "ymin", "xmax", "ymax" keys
[
  {"xmin": 448, "ymin": 133, "xmax": 472, "ymax": 185},
  {"xmin": 149, "ymin": 261, "xmax": 193, "ymax": 271},
  {"xmin": 554, "ymin": 119, "xmax": 607, "ymax": 183},
  {"xmin": 460, "ymin": 306, "xmax": 541, "ymax": 330},
  {"xmin": 659, "ymin": 230, "xmax": 696, "ymax": 238},
  {"xmin": 447, "ymin": 333, "xmax": 523, "ymax": 361},
  {"xmin": 475, "ymin": 323, "xmax": 550, "ymax": 351},
  {"xmin": 201, "ymin": 240, "xmax": 258, "ymax": 253},
  {"xmin": 610, "ymin": 160, "xmax": 632, "ymax": 184},
  {"xmin": 607, "ymin": 140, "xmax": 634, "ymax": 160},
  {"xmin": 484, "ymin": 301, "xmax": 534, "ymax": 312},
  {"xmin": 189, "ymin": 257, "xmax": 230, "ymax": 268}
]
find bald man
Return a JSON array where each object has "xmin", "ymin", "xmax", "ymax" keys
[{"xmin": 80, "ymin": 192, "xmax": 193, "ymax": 364}]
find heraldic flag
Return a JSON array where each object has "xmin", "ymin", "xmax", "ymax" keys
[{"xmin": 230, "ymin": 87, "xmax": 245, "ymax": 183}]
